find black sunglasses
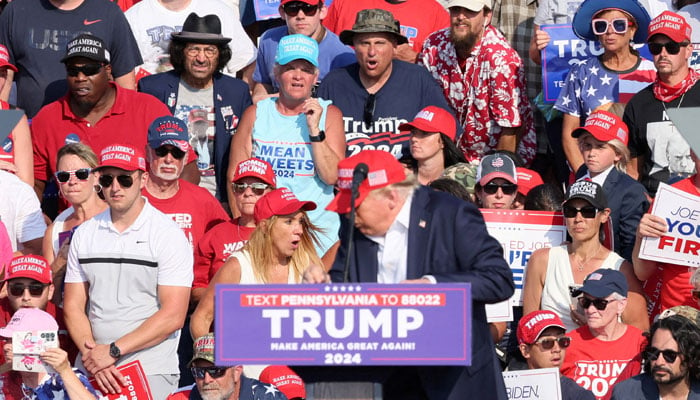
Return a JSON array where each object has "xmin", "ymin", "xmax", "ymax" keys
[
  {"xmin": 55, "ymin": 168, "xmax": 92, "ymax": 183},
  {"xmin": 482, "ymin": 182, "xmax": 518, "ymax": 195},
  {"xmin": 533, "ymin": 336, "xmax": 571, "ymax": 350},
  {"xmin": 363, "ymin": 93, "xmax": 376, "ymax": 129},
  {"xmin": 98, "ymin": 174, "xmax": 134, "ymax": 189},
  {"xmin": 563, "ymin": 205, "xmax": 599, "ymax": 219},
  {"xmin": 8, "ymin": 282, "xmax": 49, "ymax": 297},
  {"xmin": 646, "ymin": 346, "xmax": 681, "ymax": 363},
  {"xmin": 154, "ymin": 146, "xmax": 186, "ymax": 160},
  {"xmin": 578, "ymin": 296, "xmax": 611, "ymax": 311},
  {"xmin": 233, "ymin": 182, "xmax": 270, "ymax": 196},
  {"xmin": 191, "ymin": 366, "xmax": 228, "ymax": 379},
  {"xmin": 66, "ymin": 63, "xmax": 104, "ymax": 77},
  {"xmin": 648, "ymin": 41, "xmax": 687, "ymax": 56},
  {"xmin": 282, "ymin": 2, "xmax": 320, "ymax": 16}
]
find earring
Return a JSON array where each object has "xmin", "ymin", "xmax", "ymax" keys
[{"xmin": 94, "ymin": 184, "xmax": 102, "ymax": 193}]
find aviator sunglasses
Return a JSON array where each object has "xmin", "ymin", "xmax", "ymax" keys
[
  {"xmin": 66, "ymin": 63, "xmax": 104, "ymax": 77},
  {"xmin": 55, "ymin": 168, "xmax": 92, "ymax": 183},
  {"xmin": 648, "ymin": 41, "xmax": 688, "ymax": 56},
  {"xmin": 233, "ymin": 182, "xmax": 270, "ymax": 195},
  {"xmin": 282, "ymin": 2, "xmax": 320, "ymax": 16},
  {"xmin": 8, "ymin": 282, "xmax": 49, "ymax": 297},
  {"xmin": 482, "ymin": 182, "xmax": 518, "ymax": 195},
  {"xmin": 562, "ymin": 205, "xmax": 599, "ymax": 219},
  {"xmin": 533, "ymin": 336, "xmax": 571, "ymax": 350},
  {"xmin": 191, "ymin": 366, "xmax": 228, "ymax": 379},
  {"xmin": 98, "ymin": 174, "xmax": 134, "ymax": 189},
  {"xmin": 645, "ymin": 346, "xmax": 681, "ymax": 363},
  {"xmin": 591, "ymin": 18, "xmax": 632, "ymax": 35}
]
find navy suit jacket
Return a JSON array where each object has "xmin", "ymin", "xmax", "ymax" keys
[
  {"xmin": 138, "ymin": 71, "xmax": 252, "ymax": 203},
  {"xmin": 576, "ymin": 167, "xmax": 649, "ymax": 261},
  {"xmin": 329, "ymin": 187, "xmax": 514, "ymax": 400}
]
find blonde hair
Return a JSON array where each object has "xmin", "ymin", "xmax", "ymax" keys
[
  {"xmin": 577, "ymin": 133, "xmax": 630, "ymax": 172},
  {"xmin": 244, "ymin": 211, "xmax": 322, "ymax": 283},
  {"xmin": 56, "ymin": 143, "xmax": 99, "ymax": 169}
]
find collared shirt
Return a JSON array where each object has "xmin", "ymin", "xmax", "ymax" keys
[
  {"xmin": 367, "ymin": 195, "xmax": 412, "ymax": 284},
  {"xmin": 580, "ymin": 164, "xmax": 614, "ymax": 187}
]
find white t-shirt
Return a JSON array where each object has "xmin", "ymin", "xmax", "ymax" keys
[
  {"xmin": 125, "ymin": 0, "xmax": 257, "ymax": 77},
  {"xmin": 0, "ymin": 170, "xmax": 46, "ymax": 251}
]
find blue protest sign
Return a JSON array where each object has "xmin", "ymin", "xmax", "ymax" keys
[{"xmin": 215, "ymin": 283, "xmax": 472, "ymax": 366}]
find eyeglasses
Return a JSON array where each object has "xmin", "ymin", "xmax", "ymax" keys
[
  {"xmin": 185, "ymin": 45, "xmax": 219, "ymax": 58},
  {"xmin": 233, "ymin": 182, "xmax": 270, "ymax": 195},
  {"xmin": 591, "ymin": 18, "xmax": 632, "ymax": 35},
  {"xmin": 646, "ymin": 346, "xmax": 681, "ymax": 363},
  {"xmin": 191, "ymin": 366, "xmax": 228, "ymax": 379},
  {"xmin": 692, "ymin": 289, "xmax": 700, "ymax": 301},
  {"xmin": 98, "ymin": 174, "xmax": 134, "ymax": 189},
  {"xmin": 282, "ymin": 2, "xmax": 320, "ymax": 16},
  {"xmin": 55, "ymin": 168, "xmax": 92, "ymax": 183},
  {"xmin": 533, "ymin": 336, "xmax": 571, "ymax": 350},
  {"xmin": 8, "ymin": 282, "xmax": 49, "ymax": 297},
  {"xmin": 66, "ymin": 63, "xmax": 104, "ymax": 77},
  {"xmin": 154, "ymin": 146, "xmax": 186, "ymax": 160},
  {"xmin": 363, "ymin": 94, "xmax": 376, "ymax": 128},
  {"xmin": 563, "ymin": 205, "xmax": 599, "ymax": 218},
  {"xmin": 482, "ymin": 182, "xmax": 518, "ymax": 195},
  {"xmin": 648, "ymin": 41, "xmax": 688, "ymax": 56},
  {"xmin": 578, "ymin": 296, "xmax": 612, "ymax": 311}
]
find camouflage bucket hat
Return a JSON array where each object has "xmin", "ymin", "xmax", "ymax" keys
[
  {"xmin": 441, "ymin": 162, "xmax": 478, "ymax": 198},
  {"xmin": 339, "ymin": 9, "xmax": 409, "ymax": 45}
]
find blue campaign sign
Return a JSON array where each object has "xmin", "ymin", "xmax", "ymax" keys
[
  {"xmin": 254, "ymin": 0, "xmax": 334, "ymax": 21},
  {"xmin": 215, "ymin": 283, "xmax": 472, "ymax": 366}
]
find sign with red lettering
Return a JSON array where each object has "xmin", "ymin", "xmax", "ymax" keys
[
  {"xmin": 90, "ymin": 360, "xmax": 153, "ymax": 400},
  {"xmin": 640, "ymin": 183, "xmax": 700, "ymax": 267},
  {"xmin": 215, "ymin": 283, "xmax": 472, "ymax": 366}
]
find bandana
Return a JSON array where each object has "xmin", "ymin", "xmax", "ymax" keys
[{"xmin": 653, "ymin": 68, "xmax": 700, "ymax": 102}]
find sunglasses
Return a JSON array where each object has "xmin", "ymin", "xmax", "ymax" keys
[
  {"xmin": 648, "ymin": 41, "xmax": 688, "ymax": 56},
  {"xmin": 55, "ymin": 168, "xmax": 92, "ymax": 183},
  {"xmin": 363, "ymin": 93, "xmax": 376, "ymax": 129},
  {"xmin": 233, "ymin": 182, "xmax": 270, "ymax": 195},
  {"xmin": 154, "ymin": 146, "xmax": 186, "ymax": 160},
  {"xmin": 98, "ymin": 174, "xmax": 134, "ymax": 189},
  {"xmin": 191, "ymin": 366, "xmax": 228, "ymax": 379},
  {"xmin": 66, "ymin": 63, "xmax": 104, "ymax": 77},
  {"xmin": 646, "ymin": 346, "xmax": 681, "ymax": 364},
  {"xmin": 591, "ymin": 18, "xmax": 631, "ymax": 35},
  {"xmin": 482, "ymin": 182, "xmax": 518, "ymax": 195},
  {"xmin": 563, "ymin": 205, "xmax": 599, "ymax": 219},
  {"xmin": 533, "ymin": 336, "xmax": 571, "ymax": 350},
  {"xmin": 8, "ymin": 282, "xmax": 49, "ymax": 297},
  {"xmin": 282, "ymin": 2, "xmax": 320, "ymax": 16},
  {"xmin": 578, "ymin": 296, "xmax": 612, "ymax": 311}
]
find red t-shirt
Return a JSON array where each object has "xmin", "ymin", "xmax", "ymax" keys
[
  {"xmin": 561, "ymin": 325, "xmax": 647, "ymax": 400},
  {"xmin": 142, "ymin": 180, "xmax": 228, "ymax": 259},
  {"xmin": 323, "ymin": 0, "xmax": 449, "ymax": 54},
  {"xmin": 193, "ymin": 218, "xmax": 255, "ymax": 289}
]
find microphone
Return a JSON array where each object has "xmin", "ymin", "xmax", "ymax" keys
[{"xmin": 351, "ymin": 163, "xmax": 369, "ymax": 196}]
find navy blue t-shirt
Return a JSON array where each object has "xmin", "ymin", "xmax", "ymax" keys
[{"xmin": 317, "ymin": 60, "xmax": 455, "ymax": 158}]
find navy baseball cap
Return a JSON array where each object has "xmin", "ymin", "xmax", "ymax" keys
[
  {"xmin": 573, "ymin": 269, "xmax": 628, "ymax": 298},
  {"xmin": 147, "ymin": 116, "xmax": 191, "ymax": 152}
]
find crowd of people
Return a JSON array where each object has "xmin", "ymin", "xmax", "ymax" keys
[{"xmin": 0, "ymin": 0, "xmax": 699, "ymax": 398}]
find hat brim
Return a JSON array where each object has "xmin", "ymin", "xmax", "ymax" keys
[
  {"xmin": 339, "ymin": 29, "xmax": 409, "ymax": 46},
  {"xmin": 0, "ymin": 61, "xmax": 17, "ymax": 73},
  {"xmin": 571, "ymin": 0, "xmax": 651, "ymax": 43},
  {"xmin": 326, "ymin": 189, "xmax": 371, "ymax": 214},
  {"xmin": 479, "ymin": 171, "xmax": 516, "ymax": 185},
  {"xmin": 233, "ymin": 171, "xmax": 276, "ymax": 187},
  {"xmin": 93, "ymin": 163, "xmax": 145, "ymax": 173},
  {"xmin": 563, "ymin": 194, "xmax": 606, "ymax": 210},
  {"xmin": 0, "ymin": 327, "xmax": 11, "ymax": 338},
  {"xmin": 171, "ymin": 32, "xmax": 232, "ymax": 45}
]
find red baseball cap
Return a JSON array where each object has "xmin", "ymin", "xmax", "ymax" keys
[
  {"xmin": 5, "ymin": 255, "xmax": 52, "ymax": 284},
  {"xmin": 254, "ymin": 188, "xmax": 316, "ymax": 222},
  {"xmin": 398, "ymin": 106, "xmax": 457, "ymax": 141},
  {"xmin": 94, "ymin": 144, "xmax": 147, "ymax": 172},
  {"xmin": 0, "ymin": 45, "xmax": 17, "ymax": 73},
  {"xmin": 233, "ymin": 158, "xmax": 277, "ymax": 187},
  {"xmin": 648, "ymin": 11, "xmax": 692, "ymax": 43},
  {"xmin": 326, "ymin": 150, "xmax": 406, "ymax": 214},
  {"xmin": 572, "ymin": 110, "xmax": 629, "ymax": 145},
  {"xmin": 516, "ymin": 167, "xmax": 544, "ymax": 196},
  {"xmin": 259, "ymin": 366, "xmax": 306, "ymax": 399},
  {"xmin": 517, "ymin": 310, "xmax": 566, "ymax": 345}
]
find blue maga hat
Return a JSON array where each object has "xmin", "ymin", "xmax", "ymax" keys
[
  {"xmin": 275, "ymin": 34, "xmax": 319, "ymax": 67},
  {"xmin": 572, "ymin": 0, "xmax": 651, "ymax": 43}
]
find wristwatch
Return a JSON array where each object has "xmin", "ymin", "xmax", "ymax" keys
[
  {"xmin": 309, "ymin": 130, "xmax": 326, "ymax": 142},
  {"xmin": 109, "ymin": 342, "xmax": 121, "ymax": 359}
]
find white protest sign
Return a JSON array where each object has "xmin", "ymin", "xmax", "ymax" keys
[
  {"xmin": 640, "ymin": 183, "xmax": 700, "ymax": 267},
  {"xmin": 502, "ymin": 367, "xmax": 562, "ymax": 400}
]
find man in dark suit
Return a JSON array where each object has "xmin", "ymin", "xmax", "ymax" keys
[
  {"xmin": 138, "ymin": 13, "xmax": 252, "ymax": 208},
  {"xmin": 303, "ymin": 150, "xmax": 514, "ymax": 400}
]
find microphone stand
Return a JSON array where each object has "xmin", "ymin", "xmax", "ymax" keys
[{"xmin": 343, "ymin": 186, "xmax": 360, "ymax": 283}]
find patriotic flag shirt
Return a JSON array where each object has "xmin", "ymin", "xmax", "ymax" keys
[{"xmin": 554, "ymin": 56, "xmax": 656, "ymax": 119}]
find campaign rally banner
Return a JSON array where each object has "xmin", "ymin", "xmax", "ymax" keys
[
  {"xmin": 640, "ymin": 183, "xmax": 700, "ymax": 267},
  {"xmin": 502, "ymin": 367, "xmax": 562, "ymax": 400},
  {"xmin": 481, "ymin": 210, "xmax": 567, "ymax": 306},
  {"xmin": 215, "ymin": 283, "xmax": 472, "ymax": 366},
  {"xmin": 90, "ymin": 361, "xmax": 153, "ymax": 400},
  {"xmin": 254, "ymin": 0, "xmax": 333, "ymax": 21}
]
